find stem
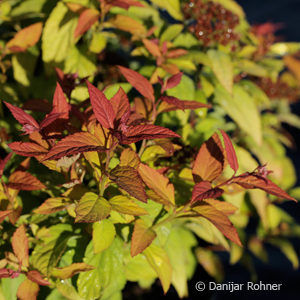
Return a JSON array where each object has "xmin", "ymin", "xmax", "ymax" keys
[{"xmin": 138, "ymin": 139, "xmax": 147, "ymax": 157}]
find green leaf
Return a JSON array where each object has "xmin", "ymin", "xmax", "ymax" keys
[
  {"xmin": 214, "ymin": 84, "xmax": 262, "ymax": 145},
  {"xmin": 196, "ymin": 247, "xmax": 224, "ymax": 282},
  {"xmin": 0, "ymin": 274, "xmax": 26, "ymax": 300},
  {"xmin": 125, "ymin": 253, "xmax": 157, "ymax": 286},
  {"xmin": 160, "ymin": 24, "xmax": 183, "ymax": 42},
  {"xmin": 93, "ymin": 219, "xmax": 116, "ymax": 253},
  {"xmin": 42, "ymin": 2, "xmax": 77, "ymax": 64},
  {"xmin": 208, "ymin": 49, "xmax": 233, "ymax": 93},
  {"xmin": 75, "ymin": 192, "xmax": 111, "ymax": 223},
  {"xmin": 150, "ymin": 0, "xmax": 183, "ymax": 20},
  {"xmin": 212, "ymin": 0, "xmax": 245, "ymax": 17},
  {"xmin": 89, "ymin": 32, "xmax": 107, "ymax": 53},
  {"xmin": 31, "ymin": 224, "xmax": 74, "ymax": 275},
  {"xmin": 56, "ymin": 280, "xmax": 84, "ymax": 300},
  {"xmin": 77, "ymin": 238, "xmax": 126, "ymax": 300},
  {"xmin": 268, "ymin": 238, "xmax": 299, "ymax": 269},
  {"xmin": 64, "ymin": 45, "xmax": 97, "ymax": 77},
  {"xmin": 165, "ymin": 227, "xmax": 197, "ymax": 298},
  {"xmin": 103, "ymin": 83, "xmax": 132, "ymax": 99},
  {"xmin": 12, "ymin": 49, "xmax": 38, "ymax": 86},
  {"xmin": 143, "ymin": 244, "xmax": 172, "ymax": 294}
]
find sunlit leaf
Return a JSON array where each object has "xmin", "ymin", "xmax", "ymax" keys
[
  {"xmin": 93, "ymin": 219, "xmax": 116, "ymax": 253},
  {"xmin": 109, "ymin": 195, "xmax": 148, "ymax": 216},
  {"xmin": 17, "ymin": 279, "xmax": 39, "ymax": 300}
]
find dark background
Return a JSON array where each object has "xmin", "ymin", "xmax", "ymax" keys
[{"xmin": 131, "ymin": 1, "xmax": 300, "ymax": 299}]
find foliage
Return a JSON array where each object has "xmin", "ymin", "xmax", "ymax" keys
[{"xmin": 1, "ymin": 0, "xmax": 300, "ymax": 298}]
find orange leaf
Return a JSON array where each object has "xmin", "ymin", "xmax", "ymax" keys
[
  {"xmin": 231, "ymin": 175, "xmax": 296, "ymax": 202},
  {"xmin": 219, "ymin": 129, "xmax": 239, "ymax": 173},
  {"xmin": 8, "ymin": 142, "xmax": 48, "ymax": 157},
  {"xmin": 0, "ymin": 210, "xmax": 12, "ymax": 223},
  {"xmin": 143, "ymin": 39, "xmax": 161, "ymax": 57},
  {"xmin": 157, "ymin": 99, "xmax": 210, "ymax": 114},
  {"xmin": 27, "ymin": 270, "xmax": 50, "ymax": 286},
  {"xmin": 193, "ymin": 202, "xmax": 242, "ymax": 246},
  {"xmin": 111, "ymin": 15, "xmax": 146, "ymax": 37},
  {"xmin": 192, "ymin": 132, "xmax": 225, "ymax": 183},
  {"xmin": 203, "ymin": 199, "xmax": 238, "ymax": 216},
  {"xmin": 131, "ymin": 219, "xmax": 156, "ymax": 256},
  {"xmin": 138, "ymin": 163, "xmax": 174, "ymax": 205},
  {"xmin": 120, "ymin": 148, "xmax": 140, "ymax": 168},
  {"xmin": 6, "ymin": 23, "xmax": 43, "ymax": 52},
  {"xmin": 110, "ymin": 165, "xmax": 147, "ymax": 203},
  {"xmin": 74, "ymin": 8, "xmax": 100, "ymax": 38},
  {"xmin": 51, "ymin": 263, "xmax": 95, "ymax": 279},
  {"xmin": 8, "ymin": 171, "xmax": 46, "ymax": 191},
  {"xmin": 42, "ymin": 132, "xmax": 105, "ymax": 161},
  {"xmin": 118, "ymin": 66, "xmax": 155, "ymax": 102},
  {"xmin": 12, "ymin": 225, "xmax": 29, "ymax": 267},
  {"xmin": 17, "ymin": 279, "xmax": 39, "ymax": 300}
]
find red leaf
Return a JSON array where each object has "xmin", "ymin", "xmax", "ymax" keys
[
  {"xmin": 117, "ymin": 66, "xmax": 155, "ymax": 102},
  {"xmin": 87, "ymin": 81, "xmax": 116, "ymax": 129},
  {"xmin": 110, "ymin": 87, "xmax": 130, "ymax": 120},
  {"xmin": 8, "ymin": 171, "xmax": 46, "ymax": 191},
  {"xmin": 12, "ymin": 225, "xmax": 29, "ymax": 267},
  {"xmin": 232, "ymin": 174, "xmax": 297, "ymax": 202},
  {"xmin": 74, "ymin": 8, "xmax": 100, "ymax": 38},
  {"xmin": 109, "ymin": 0, "xmax": 144, "ymax": 9},
  {"xmin": 52, "ymin": 82, "xmax": 70, "ymax": 119},
  {"xmin": 0, "ymin": 152, "xmax": 12, "ymax": 178},
  {"xmin": 8, "ymin": 142, "xmax": 48, "ymax": 157},
  {"xmin": 110, "ymin": 165, "xmax": 147, "ymax": 203},
  {"xmin": 192, "ymin": 133, "xmax": 225, "ymax": 182},
  {"xmin": 27, "ymin": 270, "xmax": 50, "ymax": 286},
  {"xmin": 39, "ymin": 112, "xmax": 64, "ymax": 130},
  {"xmin": 165, "ymin": 72, "xmax": 183, "ymax": 91},
  {"xmin": 219, "ymin": 129, "xmax": 239, "ymax": 173},
  {"xmin": 5, "ymin": 102, "xmax": 39, "ymax": 134},
  {"xmin": 121, "ymin": 124, "xmax": 180, "ymax": 144},
  {"xmin": 0, "ymin": 269, "xmax": 20, "ymax": 279},
  {"xmin": 193, "ymin": 202, "xmax": 242, "ymax": 246},
  {"xmin": 191, "ymin": 181, "xmax": 224, "ymax": 204},
  {"xmin": 43, "ymin": 132, "xmax": 106, "ymax": 161},
  {"xmin": 22, "ymin": 99, "xmax": 52, "ymax": 113}
]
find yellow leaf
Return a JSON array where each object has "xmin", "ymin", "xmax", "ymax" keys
[{"xmin": 143, "ymin": 243, "xmax": 172, "ymax": 294}]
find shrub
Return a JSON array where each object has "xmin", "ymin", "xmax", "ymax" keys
[{"xmin": 1, "ymin": 0, "xmax": 300, "ymax": 299}]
